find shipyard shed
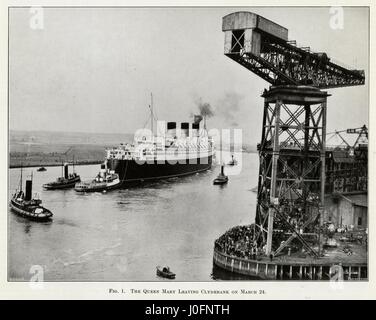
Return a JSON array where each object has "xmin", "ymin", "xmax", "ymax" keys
[
  {"xmin": 325, "ymin": 149, "xmax": 367, "ymax": 194},
  {"xmin": 324, "ymin": 193, "xmax": 368, "ymax": 230}
]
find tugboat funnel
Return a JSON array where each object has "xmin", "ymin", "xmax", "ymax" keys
[
  {"xmin": 25, "ymin": 180, "xmax": 32, "ymax": 201},
  {"xmin": 100, "ymin": 163, "xmax": 106, "ymax": 177},
  {"xmin": 64, "ymin": 163, "xmax": 69, "ymax": 179}
]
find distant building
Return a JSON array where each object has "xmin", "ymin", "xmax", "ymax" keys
[
  {"xmin": 325, "ymin": 148, "xmax": 367, "ymax": 194},
  {"xmin": 324, "ymin": 192, "xmax": 367, "ymax": 230}
]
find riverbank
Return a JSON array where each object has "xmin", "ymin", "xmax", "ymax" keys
[
  {"xmin": 9, "ymin": 159, "xmax": 103, "ymax": 169},
  {"xmin": 9, "ymin": 130, "xmax": 135, "ymax": 169},
  {"xmin": 9, "ymin": 140, "xmax": 110, "ymax": 169}
]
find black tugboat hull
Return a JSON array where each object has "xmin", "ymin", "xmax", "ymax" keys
[
  {"xmin": 213, "ymin": 179, "xmax": 228, "ymax": 185},
  {"xmin": 10, "ymin": 201, "xmax": 53, "ymax": 222},
  {"xmin": 43, "ymin": 177, "xmax": 81, "ymax": 190},
  {"xmin": 107, "ymin": 155, "xmax": 212, "ymax": 187}
]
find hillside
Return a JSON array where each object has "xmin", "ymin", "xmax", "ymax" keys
[{"xmin": 9, "ymin": 130, "xmax": 134, "ymax": 168}]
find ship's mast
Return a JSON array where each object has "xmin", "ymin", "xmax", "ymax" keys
[
  {"xmin": 150, "ymin": 93, "xmax": 154, "ymax": 137},
  {"xmin": 20, "ymin": 164, "xmax": 23, "ymax": 192}
]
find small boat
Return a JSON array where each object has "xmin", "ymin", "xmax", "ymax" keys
[
  {"xmin": 227, "ymin": 154, "xmax": 238, "ymax": 166},
  {"xmin": 10, "ymin": 169, "xmax": 53, "ymax": 222},
  {"xmin": 213, "ymin": 165, "xmax": 228, "ymax": 185},
  {"xmin": 37, "ymin": 167, "xmax": 47, "ymax": 172},
  {"xmin": 43, "ymin": 162, "xmax": 80, "ymax": 190},
  {"xmin": 75, "ymin": 163, "xmax": 121, "ymax": 192},
  {"xmin": 156, "ymin": 266, "xmax": 176, "ymax": 279}
]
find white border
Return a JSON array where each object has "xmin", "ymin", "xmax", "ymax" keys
[{"xmin": 0, "ymin": 0, "xmax": 375, "ymax": 300}]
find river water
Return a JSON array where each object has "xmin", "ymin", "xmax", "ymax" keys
[{"xmin": 8, "ymin": 151, "xmax": 258, "ymax": 281}]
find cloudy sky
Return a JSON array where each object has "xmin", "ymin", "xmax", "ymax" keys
[{"xmin": 9, "ymin": 7, "xmax": 369, "ymax": 145}]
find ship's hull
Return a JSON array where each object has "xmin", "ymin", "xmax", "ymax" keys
[
  {"xmin": 43, "ymin": 177, "xmax": 81, "ymax": 190},
  {"xmin": 107, "ymin": 155, "xmax": 212, "ymax": 187},
  {"xmin": 74, "ymin": 179, "xmax": 121, "ymax": 192},
  {"xmin": 10, "ymin": 199, "xmax": 53, "ymax": 222}
]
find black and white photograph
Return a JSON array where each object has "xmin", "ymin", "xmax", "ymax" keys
[{"xmin": 5, "ymin": 5, "xmax": 370, "ymax": 286}]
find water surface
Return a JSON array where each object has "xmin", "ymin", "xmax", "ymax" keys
[{"xmin": 8, "ymin": 151, "xmax": 258, "ymax": 281}]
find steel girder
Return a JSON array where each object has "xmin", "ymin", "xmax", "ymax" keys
[{"xmin": 226, "ymin": 30, "xmax": 365, "ymax": 89}]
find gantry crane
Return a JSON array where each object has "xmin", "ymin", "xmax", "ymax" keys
[
  {"xmin": 327, "ymin": 125, "xmax": 368, "ymax": 150},
  {"xmin": 222, "ymin": 12, "xmax": 366, "ymax": 257}
]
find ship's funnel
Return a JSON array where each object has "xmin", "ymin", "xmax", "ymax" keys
[
  {"xmin": 167, "ymin": 122, "xmax": 177, "ymax": 138},
  {"xmin": 192, "ymin": 123, "xmax": 200, "ymax": 137},
  {"xmin": 100, "ymin": 163, "xmax": 106, "ymax": 177},
  {"xmin": 64, "ymin": 163, "xmax": 69, "ymax": 179},
  {"xmin": 25, "ymin": 180, "xmax": 32, "ymax": 201},
  {"xmin": 181, "ymin": 122, "xmax": 189, "ymax": 137}
]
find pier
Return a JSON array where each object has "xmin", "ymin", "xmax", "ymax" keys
[
  {"xmin": 213, "ymin": 236, "xmax": 367, "ymax": 281},
  {"xmin": 213, "ymin": 248, "xmax": 367, "ymax": 280}
]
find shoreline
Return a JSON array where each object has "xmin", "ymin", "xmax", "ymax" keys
[{"xmin": 9, "ymin": 160, "xmax": 104, "ymax": 169}]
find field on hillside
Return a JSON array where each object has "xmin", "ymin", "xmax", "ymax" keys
[{"xmin": 9, "ymin": 130, "xmax": 134, "ymax": 168}]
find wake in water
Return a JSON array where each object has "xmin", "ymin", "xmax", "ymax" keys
[{"xmin": 51, "ymin": 240, "xmax": 122, "ymax": 267}]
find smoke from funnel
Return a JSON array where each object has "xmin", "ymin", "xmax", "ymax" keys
[
  {"xmin": 196, "ymin": 99, "xmax": 214, "ymax": 118},
  {"xmin": 193, "ymin": 115, "xmax": 203, "ymax": 124},
  {"xmin": 217, "ymin": 92, "xmax": 243, "ymax": 127}
]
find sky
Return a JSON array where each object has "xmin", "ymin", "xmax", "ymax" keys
[{"xmin": 9, "ymin": 7, "xmax": 369, "ymax": 145}]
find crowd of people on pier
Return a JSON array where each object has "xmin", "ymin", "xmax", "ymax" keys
[{"xmin": 214, "ymin": 225, "xmax": 262, "ymax": 260}]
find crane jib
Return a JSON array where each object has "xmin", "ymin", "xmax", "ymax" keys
[{"xmin": 222, "ymin": 12, "xmax": 365, "ymax": 89}]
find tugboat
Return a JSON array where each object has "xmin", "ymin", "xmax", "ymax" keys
[
  {"xmin": 10, "ymin": 169, "xmax": 53, "ymax": 221},
  {"xmin": 227, "ymin": 154, "xmax": 238, "ymax": 166},
  {"xmin": 213, "ymin": 165, "xmax": 228, "ymax": 185},
  {"xmin": 37, "ymin": 167, "xmax": 47, "ymax": 172},
  {"xmin": 156, "ymin": 266, "xmax": 176, "ymax": 279},
  {"xmin": 74, "ymin": 163, "xmax": 121, "ymax": 192},
  {"xmin": 43, "ymin": 162, "xmax": 80, "ymax": 190}
]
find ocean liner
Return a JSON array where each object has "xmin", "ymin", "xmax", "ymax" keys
[{"xmin": 106, "ymin": 107, "xmax": 215, "ymax": 187}]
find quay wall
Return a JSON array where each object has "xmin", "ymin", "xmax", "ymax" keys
[{"xmin": 213, "ymin": 248, "xmax": 367, "ymax": 280}]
